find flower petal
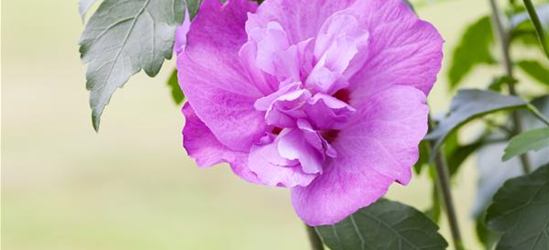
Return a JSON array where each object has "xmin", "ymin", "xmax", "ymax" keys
[
  {"xmin": 291, "ymin": 86, "xmax": 428, "ymax": 226},
  {"xmin": 178, "ymin": 0, "xmax": 267, "ymax": 151},
  {"xmin": 277, "ymin": 128, "xmax": 324, "ymax": 174},
  {"xmin": 248, "ymin": 135, "xmax": 317, "ymax": 187},
  {"xmin": 343, "ymin": 86, "xmax": 428, "ymax": 184},
  {"xmin": 264, "ymin": 89, "xmax": 311, "ymax": 128},
  {"xmin": 248, "ymin": 0, "xmax": 355, "ymax": 43},
  {"xmin": 182, "ymin": 103, "xmax": 260, "ymax": 184},
  {"xmin": 174, "ymin": 9, "xmax": 191, "ymax": 56},
  {"xmin": 347, "ymin": 0, "xmax": 443, "ymax": 96},
  {"xmin": 304, "ymin": 93, "xmax": 355, "ymax": 130},
  {"xmin": 249, "ymin": 21, "xmax": 291, "ymax": 76},
  {"xmin": 314, "ymin": 13, "xmax": 369, "ymax": 74}
]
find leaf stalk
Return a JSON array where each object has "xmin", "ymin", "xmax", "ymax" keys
[{"xmin": 527, "ymin": 104, "xmax": 549, "ymax": 126}]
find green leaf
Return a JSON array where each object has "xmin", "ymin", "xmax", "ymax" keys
[
  {"xmin": 442, "ymin": 119, "xmax": 508, "ymax": 178},
  {"xmin": 413, "ymin": 140, "xmax": 430, "ymax": 175},
  {"xmin": 79, "ymin": 0, "xmax": 100, "ymax": 21},
  {"xmin": 473, "ymin": 96, "xmax": 549, "ymax": 218},
  {"xmin": 488, "ymin": 75, "xmax": 517, "ymax": 92},
  {"xmin": 438, "ymin": 130, "xmax": 487, "ymax": 177},
  {"xmin": 79, "ymin": 0, "xmax": 185, "ymax": 131},
  {"xmin": 185, "ymin": 0, "xmax": 205, "ymax": 19},
  {"xmin": 511, "ymin": 4, "xmax": 549, "ymax": 53},
  {"xmin": 167, "ymin": 69, "xmax": 185, "ymax": 105},
  {"xmin": 485, "ymin": 164, "xmax": 549, "ymax": 250},
  {"xmin": 502, "ymin": 127, "xmax": 549, "ymax": 161},
  {"xmin": 474, "ymin": 97, "xmax": 549, "ymax": 249},
  {"xmin": 517, "ymin": 60, "xmax": 549, "ymax": 87},
  {"xmin": 425, "ymin": 183, "xmax": 442, "ymax": 223},
  {"xmin": 315, "ymin": 199, "xmax": 448, "ymax": 250},
  {"xmin": 475, "ymin": 211, "xmax": 501, "ymax": 250},
  {"xmin": 511, "ymin": 4, "xmax": 549, "ymax": 31},
  {"xmin": 448, "ymin": 16, "xmax": 495, "ymax": 88},
  {"xmin": 446, "ymin": 140, "xmax": 485, "ymax": 176},
  {"xmin": 426, "ymin": 89, "xmax": 528, "ymax": 160}
]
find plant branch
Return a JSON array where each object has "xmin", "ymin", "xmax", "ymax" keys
[
  {"xmin": 489, "ymin": 0, "xmax": 532, "ymax": 174},
  {"xmin": 433, "ymin": 149, "xmax": 465, "ymax": 250},
  {"xmin": 427, "ymin": 116, "xmax": 465, "ymax": 250},
  {"xmin": 305, "ymin": 225, "xmax": 325, "ymax": 250},
  {"xmin": 521, "ymin": 0, "xmax": 549, "ymax": 58},
  {"xmin": 489, "ymin": 0, "xmax": 513, "ymax": 77}
]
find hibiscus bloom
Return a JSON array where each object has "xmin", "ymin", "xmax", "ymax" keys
[{"xmin": 176, "ymin": 0, "xmax": 443, "ymax": 226}]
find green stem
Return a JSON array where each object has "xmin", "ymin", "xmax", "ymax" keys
[
  {"xmin": 427, "ymin": 116, "xmax": 465, "ymax": 250},
  {"xmin": 305, "ymin": 225, "xmax": 325, "ymax": 250},
  {"xmin": 489, "ymin": 0, "xmax": 533, "ymax": 174},
  {"xmin": 433, "ymin": 150, "xmax": 465, "ymax": 250},
  {"xmin": 521, "ymin": 0, "xmax": 549, "ymax": 59},
  {"xmin": 527, "ymin": 104, "xmax": 549, "ymax": 126}
]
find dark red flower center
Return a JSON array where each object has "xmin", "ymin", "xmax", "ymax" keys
[
  {"xmin": 332, "ymin": 89, "xmax": 350, "ymax": 103},
  {"xmin": 322, "ymin": 129, "xmax": 340, "ymax": 143},
  {"xmin": 272, "ymin": 127, "xmax": 283, "ymax": 135}
]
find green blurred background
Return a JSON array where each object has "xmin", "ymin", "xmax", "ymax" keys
[{"xmin": 2, "ymin": 0, "xmax": 534, "ymax": 249}]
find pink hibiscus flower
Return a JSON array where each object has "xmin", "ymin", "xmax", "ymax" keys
[{"xmin": 176, "ymin": 0, "xmax": 443, "ymax": 226}]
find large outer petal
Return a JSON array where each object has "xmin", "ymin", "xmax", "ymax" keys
[
  {"xmin": 248, "ymin": 0, "xmax": 355, "ymax": 44},
  {"xmin": 182, "ymin": 103, "xmax": 260, "ymax": 184},
  {"xmin": 347, "ymin": 0, "xmax": 443, "ymax": 96},
  {"xmin": 291, "ymin": 86, "xmax": 429, "ymax": 226},
  {"xmin": 178, "ymin": 0, "xmax": 266, "ymax": 151}
]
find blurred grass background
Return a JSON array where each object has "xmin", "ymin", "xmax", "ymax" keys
[{"xmin": 2, "ymin": 0, "xmax": 529, "ymax": 249}]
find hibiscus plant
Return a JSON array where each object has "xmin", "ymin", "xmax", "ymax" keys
[{"xmin": 77, "ymin": 0, "xmax": 549, "ymax": 249}]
